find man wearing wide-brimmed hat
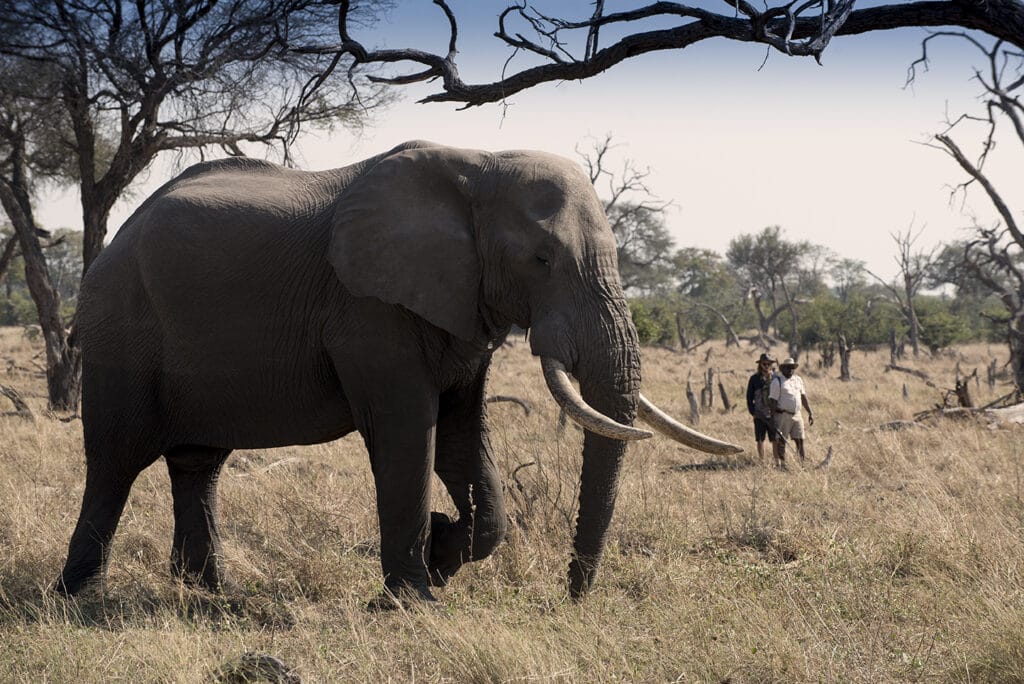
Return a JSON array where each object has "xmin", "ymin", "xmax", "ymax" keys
[{"xmin": 768, "ymin": 357, "xmax": 814, "ymax": 467}]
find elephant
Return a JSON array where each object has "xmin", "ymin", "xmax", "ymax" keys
[{"xmin": 54, "ymin": 140, "xmax": 741, "ymax": 606}]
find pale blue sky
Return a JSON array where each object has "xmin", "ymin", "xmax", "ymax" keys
[{"xmin": 39, "ymin": 1, "xmax": 1017, "ymax": 281}]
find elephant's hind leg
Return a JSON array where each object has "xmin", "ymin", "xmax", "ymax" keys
[
  {"xmin": 165, "ymin": 445, "xmax": 232, "ymax": 591},
  {"xmin": 55, "ymin": 454, "xmax": 151, "ymax": 595}
]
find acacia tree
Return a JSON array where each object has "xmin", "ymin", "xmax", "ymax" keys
[
  {"xmin": 927, "ymin": 35, "xmax": 1024, "ymax": 394},
  {"xmin": 673, "ymin": 247, "xmax": 747, "ymax": 349},
  {"xmin": 0, "ymin": 0, "xmax": 390, "ymax": 409},
  {"xmin": 324, "ymin": 0, "xmax": 1024, "ymax": 107},
  {"xmin": 726, "ymin": 226, "xmax": 818, "ymax": 355},
  {"xmin": 0, "ymin": 60, "xmax": 82, "ymax": 407}
]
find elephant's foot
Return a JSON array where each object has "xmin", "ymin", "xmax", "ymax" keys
[
  {"xmin": 366, "ymin": 582, "xmax": 437, "ymax": 612},
  {"xmin": 170, "ymin": 550, "xmax": 236, "ymax": 593},
  {"xmin": 53, "ymin": 570, "xmax": 102, "ymax": 597},
  {"xmin": 428, "ymin": 512, "xmax": 471, "ymax": 587}
]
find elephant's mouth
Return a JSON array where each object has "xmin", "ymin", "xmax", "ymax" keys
[{"xmin": 540, "ymin": 356, "xmax": 742, "ymax": 454}]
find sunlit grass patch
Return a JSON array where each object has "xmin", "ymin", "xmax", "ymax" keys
[{"xmin": 1, "ymin": 327, "xmax": 1022, "ymax": 680}]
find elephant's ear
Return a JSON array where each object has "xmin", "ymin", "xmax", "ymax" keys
[{"xmin": 329, "ymin": 146, "xmax": 486, "ymax": 341}]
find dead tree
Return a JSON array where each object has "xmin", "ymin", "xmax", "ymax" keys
[
  {"xmin": 923, "ymin": 35, "xmax": 1024, "ymax": 395},
  {"xmin": 674, "ymin": 312, "xmax": 711, "ymax": 353},
  {"xmin": 717, "ymin": 376, "xmax": 733, "ymax": 412},
  {"xmin": 867, "ymin": 228, "xmax": 936, "ymax": 359},
  {"xmin": 685, "ymin": 303, "xmax": 741, "ymax": 348},
  {"xmin": 955, "ymin": 377, "xmax": 975, "ymax": 408},
  {"xmin": 700, "ymin": 368, "xmax": 715, "ymax": 411},
  {"xmin": 889, "ymin": 329, "xmax": 901, "ymax": 366}
]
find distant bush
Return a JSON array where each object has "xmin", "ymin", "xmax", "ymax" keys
[{"xmin": 629, "ymin": 299, "xmax": 676, "ymax": 346}]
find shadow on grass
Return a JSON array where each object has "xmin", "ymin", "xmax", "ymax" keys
[
  {"xmin": 0, "ymin": 569, "xmax": 296, "ymax": 631},
  {"xmin": 670, "ymin": 458, "xmax": 759, "ymax": 473}
]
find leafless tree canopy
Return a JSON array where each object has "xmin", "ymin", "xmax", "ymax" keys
[
  {"xmin": 866, "ymin": 227, "xmax": 937, "ymax": 358},
  {"xmin": 328, "ymin": 0, "xmax": 1024, "ymax": 107},
  {"xmin": 927, "ymin": 34, "xmax": 1024, "ymax": 391}
]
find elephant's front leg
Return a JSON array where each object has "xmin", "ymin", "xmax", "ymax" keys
[
  {"xmin": 353, "ymin": 385, "xmax": 440, "ymax": 609},
  {"xmin": 430, "ymin": 368, "xmax": 508, "ymax": 586}
]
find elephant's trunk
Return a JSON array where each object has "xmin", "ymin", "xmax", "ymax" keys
[{"xmin": 564, "ymin": 299, "xmax": 642, "ymax": 599}]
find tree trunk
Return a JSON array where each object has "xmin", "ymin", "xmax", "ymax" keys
[
  {"xmin": 780, "ymin": 278, "xmax": 799, "ymax": 361},
  {"xmin": 717, "ymin": 378, "xmax": 732, "ymax": 412},
  {"xmin": 0, "ymin": 136, "xmax": 81, "ymax": 411},
  {"xmin": 908, "ymin": 305, "xmax": 921, "ymax": 358},
  {"xmin": 1010, "ymin": 314, "xmax": 1024, "ymax": 399},
  {"xmin": 685, "ymin": 381, "xmax": 700, "ymax": 426},
  {"xmin": 0, "ymin": 233, "xmax": 18, "ymax": 284},
  {"xmin": 819, "ymin": 340, "xmax": 835, "ymax": 369},
  {"xmin": 675, "ymin": 312, "xmax": 688, "ymax": 352},
  {"xmin": 838, "ymin": 333, "xmax": 852, "ymax": 382},
  {"xmin": 705, "ymin": 368, "xmax": 714, "ymax": 410},
  {"xmin": 955, "ymin": 378, "xmax": 974, "ymax": 408}
]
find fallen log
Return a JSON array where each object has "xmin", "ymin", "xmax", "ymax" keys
[
  {"xmin": 913, "ymin": 403, "xmax": 1024, "ymax": 429},
  {"xmin": 884, "ymin": 364, "xmax": 936, "ymax": 388},
  {"xmin": 0, "ymin": 384, "xmax": 32, "ymax": 420},
  {"xmin": 486, "ymin": 394, "xmax": 532, "ymax": 416}
]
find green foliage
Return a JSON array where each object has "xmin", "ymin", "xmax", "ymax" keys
[
  {"xmin": 674, "ymin": 247, "xmax": 734, "ymax": 298},
  {"xmin": 0, "ymin": 289, "xmax": 36, "ymax": 326},
  {"xmin": 795, "ymin": 293, "xmax": 902, "ymax": 347},
  {"xmin": 629, "ymin": 298, "xmax": 677, "ymax": 345},
  {"xmin": 916, "ymin": 297, "xmax": 972, "ymax": 352},
  {"xmin": 0, "ymin": 228, "xmax": 82, "ymax": 325}
]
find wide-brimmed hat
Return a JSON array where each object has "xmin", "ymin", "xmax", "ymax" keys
[
  {"xmin": 780, "ymin": 357, "xmax": 798, "ymax": 368},
  {"xmin": 757, "ymin": 353, "xmax": 775, "ymax": 364}
]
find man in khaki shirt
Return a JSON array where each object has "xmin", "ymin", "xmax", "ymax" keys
[{"xmin": 768, "ymin": 357, "xmax": 814, "ymax": 468}]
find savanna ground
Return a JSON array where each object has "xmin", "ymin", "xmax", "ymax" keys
[{"xmin": 1, "ymin": 326, "xmax": 1023, "ymax": 682}]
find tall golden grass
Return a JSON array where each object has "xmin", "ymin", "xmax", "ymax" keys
[{"xmin": 1, "ymin": 325, "xmax": 1022, "ymax": 682}]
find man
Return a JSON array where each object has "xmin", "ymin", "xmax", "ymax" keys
[
  {"xmin": 745, "ymin": 353, "xmax": 776, "ymax": 461},
  {"xmin": 768, "ymin": 357, "xmax": 814, "ymax": 468}
]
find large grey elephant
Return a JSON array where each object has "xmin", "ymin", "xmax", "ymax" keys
[{"xmin": 55, "ymin": 140, "xmax": 741, "ymax": 606}]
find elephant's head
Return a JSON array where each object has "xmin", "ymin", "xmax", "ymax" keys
[{"xmin": 330, "ymin": 142, "xmax": 742, "ymax": 598}]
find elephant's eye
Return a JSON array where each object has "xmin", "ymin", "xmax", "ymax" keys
[{"xmin": 536, "ymin": 256, "xmax": 550, "ymax": 267}]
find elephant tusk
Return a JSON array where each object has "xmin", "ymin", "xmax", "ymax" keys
[
  {"xmin": 540, "ymin": 357, "xmax": 653, "ymax": 441},
  {"xmin": 637, "ymin": 394, "xmax": 744, "ymax": 455}
]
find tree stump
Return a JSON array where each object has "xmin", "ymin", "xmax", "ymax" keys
[
  {"xmin": 685, "ymin": 381, "xmax": 700, "ymax": 426},
  {"xmin": 718, "ymin": 377, "xmax": 733, "ymax": 412},
  {"xmin": 955, "ymin": 378, "xmax": 975, "ymax": 408}
]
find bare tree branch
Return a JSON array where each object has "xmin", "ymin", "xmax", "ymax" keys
[
  {"xmin": 332, "ymin": 0, "xmax": 1024, "ymax": 107},
  {"xmin": 930, "ymin": 34, "xmax": 1024, "ymax": 392}
]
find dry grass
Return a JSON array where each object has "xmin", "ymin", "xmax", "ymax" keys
[{"xmin": 1, "ymin": 325, "xmax": 1023, "ymax": 682}]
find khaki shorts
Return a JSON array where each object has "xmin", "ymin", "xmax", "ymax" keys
[{"xmin": 774, "ymin": 412, "xmax": 805, "ymax": 440}]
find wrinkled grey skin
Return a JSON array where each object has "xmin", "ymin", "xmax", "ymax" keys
[{"xmin": 55, "ymin": 141, "xmax": 641, "ymax": 603}]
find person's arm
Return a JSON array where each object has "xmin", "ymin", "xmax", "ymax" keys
[
  {"xmin": 768, "ymin": 376, "xmax": 779, "ymax": 415},
  {"xmin": 801, "ymin": 391, "xmax": 814, "ymax": 426},
  {"xmin": 746, "ymin": 376, "xmax": 757, "ymax": 415}
]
